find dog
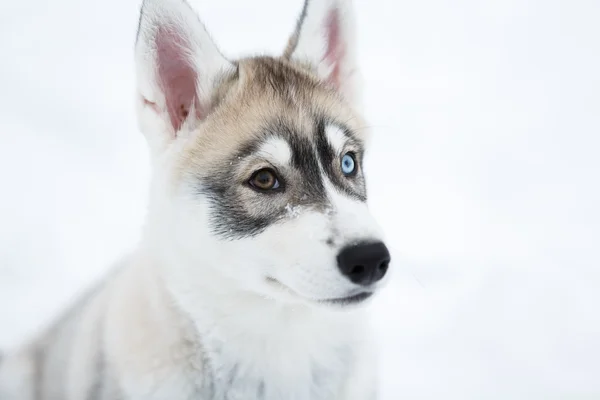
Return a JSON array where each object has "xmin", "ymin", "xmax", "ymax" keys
[{"xmin": 0, "ymin": 0, "xmax": 391, "ymax": 398}]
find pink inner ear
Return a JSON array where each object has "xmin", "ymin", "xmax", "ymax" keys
[
  {"xmin": 156, "ymin": 26, "xmax": 200, "ymax": 132},
  {"xmin": 324, "ymin": 8, "xmax": 345, "ymax": 90}
]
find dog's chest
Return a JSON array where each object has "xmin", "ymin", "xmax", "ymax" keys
[{"xmin": 198, "ymin": 335, "xmax": 353, "ymax": 400}]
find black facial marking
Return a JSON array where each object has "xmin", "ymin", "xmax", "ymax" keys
[
  {"xmin": 199, "ymin": 175, "xmax": 275, "ymax": 240},
  {"xmin": 315, "ymin": 120, "xmax": 367, "ymax": 202},
  {"xmin": 270, "ymin": 119, "xmax": 327, "ymax": 204},
  {"xmin": 198, "ymin": 118, "xmax": 367, "ymax": 240},
  {"xmin": 199, "ymin": 124, "xmax": 330, "ymax": 240},
  {"xmin": 315, "ymin": 119, "xmax": 336, "ymax": 172},
  {"xmin": 236, "ymin": 139, "xmax": 262, "ymax": 161}
]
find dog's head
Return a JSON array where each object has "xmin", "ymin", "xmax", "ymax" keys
[{"xmin": 135, "ymin": 0, "xmax": 391, "ymax": 308}]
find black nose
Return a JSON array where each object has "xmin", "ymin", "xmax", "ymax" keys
[{"xmin": 336, "ymin": 241, "xmax": 391, "ymax": 286}]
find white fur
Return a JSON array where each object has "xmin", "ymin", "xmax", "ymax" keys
[
  {"xmin": 0, "ymin": 1, "xmax": 384, "ymax": 399},
  {"xmin": 127, "ymin": 119, "xmax": 385, "ymax": 397},
  {"xmin": 135, "ymin": 0, "xmax": 235, "ymax": 153},
  {"xmin": 325, "ymin": 125, "xmax": 348, "ymax": 154},
  {"xmin": 257, "ymin": 137, "xmax": 293, "ymax": 167},
  {"xmin": 130, "ymin": 182, "xmax": 380, "ymax": 399},
  {"xmin": 289, "ymin": 0, "xmax": 363, "ymax": 109}
]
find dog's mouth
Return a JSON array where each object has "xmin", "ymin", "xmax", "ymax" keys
[
  {"xmin": 319, "ymin": 291, "xmax": 373, "ymax": 305},
  {"xmin": 265, "ymin": 277, "xmax": 373, "ymax": 307}
]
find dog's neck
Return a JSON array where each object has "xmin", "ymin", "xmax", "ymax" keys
[{"xmin": 126, "ymin": 243, "xmax": 369, "ymax": 398}]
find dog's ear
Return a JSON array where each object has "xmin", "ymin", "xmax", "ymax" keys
[
  {"xmin": 284, "ymin": 0, "xmax": 361, "ymax": 108},
  {"xmin": 135, "ymin": 0, "xmax": 234, "ymax": 150}
]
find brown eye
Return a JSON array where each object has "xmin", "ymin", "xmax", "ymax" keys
[{"xmin": 248, "ymin": 168, "xmax": 281, "ymax": 191}]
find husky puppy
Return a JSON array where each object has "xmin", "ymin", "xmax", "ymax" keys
[{"xmin": 0, "ymin": 0, "xmax": 391, "ymax": 398}]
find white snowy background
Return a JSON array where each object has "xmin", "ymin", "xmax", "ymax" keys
[{"xmin": 1, "ymin": 0, "xmax": 599, "ymax": 398}]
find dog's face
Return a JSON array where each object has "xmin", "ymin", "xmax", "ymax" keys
[{"xmin": 135, "ymin": 0, "xmax": 390, "ymax": 307}]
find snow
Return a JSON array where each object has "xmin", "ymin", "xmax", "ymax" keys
[{"xmin": 1, "ymin": 0, "xmax": 599, "ymax": 398}]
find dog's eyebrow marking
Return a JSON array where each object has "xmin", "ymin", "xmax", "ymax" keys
[
  {"xmin": 256, "ymin": 137, "xmax": 292, "ymax": 166},
  {"xmin": 325, "ymin": 125, "xmax": 347, "ymax": 154}
]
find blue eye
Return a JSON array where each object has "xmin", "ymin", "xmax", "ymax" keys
[{"xmin": 341, "ymin": 153, "xmax": 356, "ymax": 176}]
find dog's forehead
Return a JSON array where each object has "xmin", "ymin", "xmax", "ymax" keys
[{"xmin": 177, "ymin": 57, "xmax": 366, "ymax": 171}]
